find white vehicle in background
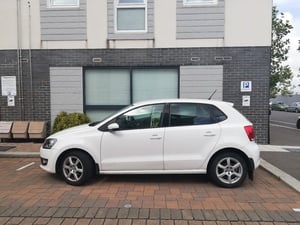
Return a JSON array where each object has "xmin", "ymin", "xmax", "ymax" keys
[
  {"xmin": 40, "ymin": 99, "xmax": 260, "ymax": 188},
  {"xmin": 286, "ymin": 102, "xmax": 300, "ymax": 113}
]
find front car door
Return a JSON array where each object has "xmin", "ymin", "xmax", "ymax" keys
[
  {"xmin": 163, "ymin": 103, "xmax": 222, "ymax": 170},
  {"xmin": 100, "ymin": 104, "xmax": 165, "ymax": 171}
]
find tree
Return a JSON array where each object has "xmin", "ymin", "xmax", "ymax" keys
[{"xmin": 270, "ymin": 6, "xmax": 293, "ymax": 98}]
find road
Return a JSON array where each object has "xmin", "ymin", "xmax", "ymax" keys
[{"xmin": 270, "ymin": 110, "xmax": 300, "ymax": 146}]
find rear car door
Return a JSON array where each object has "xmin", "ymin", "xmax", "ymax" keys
[{"xmin": 163, "ymin": 103, "xmax": 222, "ymax": 170}]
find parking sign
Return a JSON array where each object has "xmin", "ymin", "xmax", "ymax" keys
[{"xmin": 241, "ymin": 81, "xmax": 252, "ymax": 92}]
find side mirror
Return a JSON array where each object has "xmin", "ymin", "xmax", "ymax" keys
[{"xmin": 107, "ymin": 123, "xmax": 120, "ymax": 131}]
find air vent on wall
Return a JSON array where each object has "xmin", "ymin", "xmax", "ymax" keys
[{"xmin": 92, "ymin": 58, "xmax": 102, "ymax": 63}]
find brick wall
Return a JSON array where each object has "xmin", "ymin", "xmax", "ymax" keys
[{"xmin": 0, "ymin": 47, "xmax": 271, "ymax": 143}]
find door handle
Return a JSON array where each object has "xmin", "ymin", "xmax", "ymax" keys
[
  {"xmin": 204, "ymin": 131, "xmax": 216, "ymax": 137},
  {"xmin": 150, "ymin": 134, "xmax": 162, "ymax": 140},
  {"xmin": 150, "ymin": 137, "xmax": 162, "ymax": 140}
]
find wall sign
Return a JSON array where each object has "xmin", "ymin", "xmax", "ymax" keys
[
  {"xmin": 241, "ymin": 81, "xmax": 252, "ymax": 92},
  {"xmin": 242, "ymin": 95, "xmax": 250, "ymax": 107},
  {"xmin": 1, "ymin": 76, "xmax": 17, "ymax": 96},
  {"xmin": 7, "ymin": 95, "xmax": 15, "ymax": 107}
]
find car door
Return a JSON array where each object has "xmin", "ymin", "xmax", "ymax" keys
[
  {"xmin": 100, "ymin": 104, "xmax": 165, "ymax": 171},
  {"xmin": 163, "ymin": 103, "xmax": 221, "ymax": 170}
]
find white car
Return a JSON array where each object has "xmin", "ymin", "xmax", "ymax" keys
[{"xmin": 40, "ymin": 99, "xmax": 260, "ymax": 188}]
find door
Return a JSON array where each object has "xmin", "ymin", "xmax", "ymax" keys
[
  {"xmin": 100, "ymin": 104, "xmax": 165, "ymax": 171},
  {"xmin": 163, "ymin": 103, "xmax": 221, "ymax": 170}
]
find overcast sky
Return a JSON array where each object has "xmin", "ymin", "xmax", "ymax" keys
[{"xmin": 273, "ymin": 0, "xmax": 300, "ymax": 94}]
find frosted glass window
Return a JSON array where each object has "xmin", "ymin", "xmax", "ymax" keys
[
  {"xmin": 85, "ymin": 69, "xmax": 130, "ymax": 105},
  {"xmin": 132, "ymin": 69, "xmax": 178, "ymax": 102},
  {"xmin": 117, "ymin": 8, "xmax": 146, "ymax": 31},
  {"xmin": 86, "ymin": 110, "xmax": 118, "ymax": 122},
  {"xmin": 115, "ymin": 0, "xmax": 147, "ymax": 32}
]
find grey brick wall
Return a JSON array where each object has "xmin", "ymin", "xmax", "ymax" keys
[{"xmin": 0, "ymin": 47, "xmax": 270, "ymax": 143}]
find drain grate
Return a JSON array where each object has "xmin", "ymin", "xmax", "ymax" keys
[{"xmin": 0, "ymin": 146, "xmax": 15, "ymax": 152}]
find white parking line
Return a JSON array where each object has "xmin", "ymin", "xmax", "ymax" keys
[
  {"xmin": 293, "ymin": 208, "xmax": 300, "ymax": 212},
  {"xmin": 16, "ymin": 162, "xmax": 35, "ymax": 171}
]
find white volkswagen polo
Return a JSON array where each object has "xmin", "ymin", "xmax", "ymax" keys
[{"xmin": 40, "ymin": 99, "xmax": 260, "ymax": 188}]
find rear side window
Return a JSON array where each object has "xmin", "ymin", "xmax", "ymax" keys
[
  {"xmin": 169, "ymin": 103, "xmax": 226, "ymax": 126},
  {"xmin": 208, "ymin": 104, "xmax": 227, "ymax": 122}
]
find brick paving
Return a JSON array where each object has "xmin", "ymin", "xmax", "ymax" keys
[{"xmin": 0, "ymin": 156, "xmax": 300, "ymax": 224}]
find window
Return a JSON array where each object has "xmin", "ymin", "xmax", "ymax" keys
[
  {"xmin": 132, "ymin": 69, "xmax": 178, "ymax": 102},
  {"xmin": 183, "ymin": 0, "xmax": 217, "ymax": 6},
  {"xmin": 48, "ymin": 0, "xmax": 79, "ymax": 7},
  {"xmin": 115, "ymin": 0, "xmax": 147, "ymax": 32},
  {"xmin": 114, "ymin": 104, "xmax": 164, "ymax": 130},
  {"xmin": 84, "ymin": 68, "xmax": 178, "ymax": 122},
  {"xmin": 169, "ymin": 103, "xmax": 223, "ymax": 127}
]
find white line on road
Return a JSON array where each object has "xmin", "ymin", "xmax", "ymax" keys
[
  {"xmin": 270, "ymin": 120, "xmax": 295, "ymax": 126},
  {"xmin": 293, "ymin": 208, "xmax": 300, "ymax": 212},
  {"xmin": 16, "ymin": 162, "xmax": 35, "ymax": 171},
  {"xmin": 270, "ymin": 123, "xmax": 299, "ymax": 131}
]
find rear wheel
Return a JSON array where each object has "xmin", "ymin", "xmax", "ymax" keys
[
  {"xmin": 208, "ymin": 152, "xmax": 248, "ymax": 188},
  {"xmin": 59, "ymin": 151, "xmax": 94, "ymax": 186}
]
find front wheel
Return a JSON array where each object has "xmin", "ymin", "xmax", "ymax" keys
[
  {"xmin": 208, "ymin": 152, "xmax": 248, "ymax": 188},
  {"xmin": 59, "ymin": 151, "xmax": 94, "ymax": 186}
]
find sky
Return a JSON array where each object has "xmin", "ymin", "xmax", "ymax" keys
[{"xmin": 273, "ymin": 0, "xmax": 300, "ymax": 94}]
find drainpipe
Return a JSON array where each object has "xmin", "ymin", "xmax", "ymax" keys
[
  {"xmin": 28, "ymin": 1, "xmax": 34, "ymax": 120},
  {"xmin": 16, "ymin": 0, "xmax": 24, "ymax": 120}
]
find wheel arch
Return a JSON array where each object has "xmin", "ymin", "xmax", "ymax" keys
[
  {"xmin": 207, "ymin": 148, "xmax": 255, "ymax": 180},
  {"xmin": 56, "ymin": 148, "xmax": 99, "ymax": 176}
]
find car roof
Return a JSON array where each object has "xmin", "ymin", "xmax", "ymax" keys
[{"xmin": 132, "ymin": 98, "xmax": 234, "ymax": 107}]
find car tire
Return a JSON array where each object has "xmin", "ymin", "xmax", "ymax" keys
[
  {"xmin": 60, "ymin": 151, "xmax": 94, "ymax": 186},
  {"xmin": 208, "ymin": 152, "xmax": 248, "ymax": 188},
  {"xmin": 297, "ymin": 119, "xmax": 300, "ymax": 129}
]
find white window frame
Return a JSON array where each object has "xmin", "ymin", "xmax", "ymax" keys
[
  {"xmin": 183, "ymin": 0, "xmax": 218, "ymax": 6},
  {"xmin": 47, "ymin": 0, "xmax": 80, "ymax": 8},
  {"xmin": 114, "ymin": 0, "xmax": 148, "ymax": 33}
]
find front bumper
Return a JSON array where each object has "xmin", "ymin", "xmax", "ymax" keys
[{"xmin": 40, "ymin": 147, "xmax": 59, "ymax": 174}]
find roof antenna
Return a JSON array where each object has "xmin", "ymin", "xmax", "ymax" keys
[{"xmin": 208, "ymin": 89, "xmax": 217, "ymax": 100}]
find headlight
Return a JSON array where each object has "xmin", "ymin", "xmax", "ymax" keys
[{"xmin": 43, "ymin": 138, "xmax": 57, "ymax": 149}]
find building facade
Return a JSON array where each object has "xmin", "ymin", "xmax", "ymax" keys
[{"xmin": 0, "ymin": 0, "xmax": 272, "ymax": 143}]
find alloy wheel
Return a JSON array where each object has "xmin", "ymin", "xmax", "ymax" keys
[
  {"xmin": 62, "ymin": 155, "xmax": 84, "ymax": 182},
  {"xmin": 216, "ymin": 157, "xmax": 243, "ymax": 184}
]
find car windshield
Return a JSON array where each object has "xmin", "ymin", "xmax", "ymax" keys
[{"xmin": 88, "ymin": 105, "xmax": 133, "ymax": 127}]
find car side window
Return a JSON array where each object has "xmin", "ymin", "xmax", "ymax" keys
[
  {"xmin": 208, "ymin": 105, "xmax": 227, "ymax": 122},
  {"xmin": 115, "ymin": 104, "xmax": 164, "ymax": 130},
  {"xmin": 169, "ymin": 103, "xmax": 226, "ymax": 126}
]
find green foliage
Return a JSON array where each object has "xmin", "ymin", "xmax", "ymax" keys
[
  {"xmin": 270, "ymin": 6, "xmax": 293, "ymax": 97},
  {"xmin": 52, "ymin": 111, "xmax": 91, "ymax": 134}
]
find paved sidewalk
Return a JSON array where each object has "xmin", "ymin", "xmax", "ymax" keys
[{"xmin": 0, "ymin": 142, "xmax": 300, "ymax": 225}]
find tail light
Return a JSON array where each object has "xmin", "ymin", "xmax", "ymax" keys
[{"xmin": 244, "ymin": 125, "xmax": 255, "ymax": 141}]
